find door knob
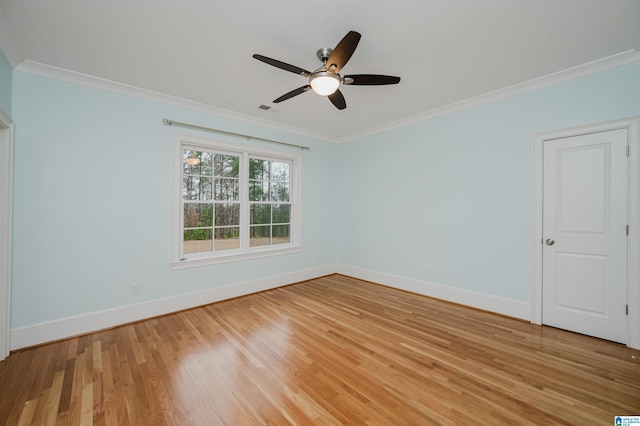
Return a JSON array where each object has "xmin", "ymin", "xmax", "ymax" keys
[{"xmin": 545, "ymin": 239, "xmax": 555, "ymax": 246}]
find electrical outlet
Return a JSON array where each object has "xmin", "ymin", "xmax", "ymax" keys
[{"xmin": 131, "ymin": 283, "xmax": 141, "ymax": 295}]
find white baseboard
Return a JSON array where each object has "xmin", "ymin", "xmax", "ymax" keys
[
  {"xmin": 11, "ymin": 263, "xmax": 532, "ymax": 350},
  {"xmin": 10, "ymin": 264, "xmax": 336, "ymax": 350},
  {"xmin": 335, "ymin": 264, "xmax": 531, "ymax": 320}
]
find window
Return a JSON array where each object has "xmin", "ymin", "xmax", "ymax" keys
[{"xmin": 172, "ymin": 136, "xmax": 301, "ymax": 268}]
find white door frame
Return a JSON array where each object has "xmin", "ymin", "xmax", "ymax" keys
[
  {"xmin": 0, "ymin": 107, "xmax": 13, "ymax": 360},
  {"xmin": 532, "ymin": 117, "xmax": 640, "ymax": 349}
]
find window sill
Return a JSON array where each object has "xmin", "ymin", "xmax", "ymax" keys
[{"xmin": 170, "ymin": 245, "xmax": 302, "ymax": 270}]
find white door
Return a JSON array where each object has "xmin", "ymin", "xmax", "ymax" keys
[{"xmin": 542, "ymin": 128, "xmax": 628, "ymax": 343}]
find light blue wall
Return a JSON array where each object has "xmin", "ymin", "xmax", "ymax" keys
[
  {"xmin": 0, "ymin": 50, "xmax": 11, "ymax": 115},
  {"xmin": 336, "ymin": 61, "xmax": 640, "ymax": 302},
  {"xmin": 11, "ymin": 72, "xmax": 336, "ymax": 327},
  {"xmin": 10, "ymin": 59, "xmax": 640, "ymax": 329}
]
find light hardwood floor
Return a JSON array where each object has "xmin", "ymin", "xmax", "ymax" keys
[{"xmin": 1, "ymin": 274, "xmax": 639, "ymax": 425}]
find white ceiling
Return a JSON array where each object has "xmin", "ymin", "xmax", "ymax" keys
[{"xmin": 1, "ymin": 0, "xmax": 639, "ymax": 141}]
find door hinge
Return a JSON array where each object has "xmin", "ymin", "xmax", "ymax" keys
[
  {"xmin": 627, "ymin": 225, "xmax": 630, "ymax": 236},
  {"xmin": 626, "ymin": 304, "xmax": 629, "ymax": 315},
  {"xmin": 627, "ymin": 145, "xmax": 630, "ymax": 157}
]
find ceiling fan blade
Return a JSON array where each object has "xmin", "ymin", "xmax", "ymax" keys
[
  {"xmin": 343, "ymin": 74, "xmax": 401, "ymax": 85},
  {"xmin": 326, "ymin": 31, "xmax": 361, "ymax": 73},
  {"xmin": 328, "ymin": 89, "xmax": 346, "ymax": 110},
  {"xmin": 273, "ymin": 85, "xmax": 312, "ymax": 103},
  {"xmin": 252, "ymin": 54, "xmax": 311, "ymax": 77}
]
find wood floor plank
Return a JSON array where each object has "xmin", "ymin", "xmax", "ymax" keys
[
  {"xmin": 1, "ymin": 274, "xmax": 639, "ymax": 425},
  {"xmin": 16, "ymin": 399, "xmax": 36, "ymax": 426}
]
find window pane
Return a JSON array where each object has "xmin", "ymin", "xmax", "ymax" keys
[
  {"xmin": 183, "ymin": 176, "xmax": 212, "ymax": 200},
  {"xmin": 272, "ymin": 204, "xmax": 290, "ymax": 223},
  {"xmin": 249, "ymin": 158, "xmax": 269, "ymax": 180},
  {"xmin": 215, "ymin": 203, "xmax": 239, "ymax": 226},
  {"xmin": 183, "ymin": 229, "xmax": 213, "ymax": 254},
  {"xmin": 214, "ymin": 178, "xmax": 239, "ymax": 201},
  {"xmin": 200, "ymin": 152, "xmax": 213, "ymax": 175},
  {"xmin": 214, "ymin": 154, "xmax": 239, "ymax": 178},
  {"xmin": 184, "ymin": 204, "xmax": 213, "ymax": 227},
  {"xmin": 271, "ymin": 162, "xmax": 289, "ymax": 181},
  {"xmin": 249, "ymin": 181, "xmax": 269, "ymax": 202},
  {"xmin": 272, "ymin": 225, "xmax": 290, "ymax": 245},
  {"xmin": 178, "ymin": 141, "xmax": 298, "ymax": 263},
  {"xmin": 250, "ymin": 204, "xmax": 271, "ymax": 225},
  {"xmin": 250, "ymin": 225, "xmax": 270, "ymax": 247},
  {"xmin": 271, "ymin": 182, "xmax": 289, "ymax": 202},
  {"xmin": 183, "ymin": 150, "xmax": 213, "ymax": 175},
  {"xmin": 214, "ymin": 227, "xmax": 240, "ymax": 251}
]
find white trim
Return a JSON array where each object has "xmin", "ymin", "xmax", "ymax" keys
[
  {"xmin": 532, "ymin": 117, "xmax": 640, "ymax": 349},
  {"xmin": 10, "ymin": 240, "xmax": 639, "ymax": 348},
  {"xmin": 532, "ymin": 137, "xmax": 544, "ymax": 326},
  {"xmin": 171, "ymin": 247, "xmax": 302, "ymax": 270},
  {"xmin": 628, "ymin": 120, "xmax": 640, "ymax": 349},
  {"xmin": 342, "ymin": 50, "xmax": 640, "ymax": 143},
  {"xmin": 0, "ymin": 107, "xmax": 13, "ymax": 360},
  {"xmin": 12, "ymin": 51, "xmax": 640, "ymax": 144},
  {"xmin": 0, "ymin": 107, "xmax": 11, "ymax": 128},
  {"xmin": 11, "ymin": 264, "xmax": 336, "ymax": 350},
  {"xmin": 170, "ymin": 134, "xmax": 302, "ymax": 268},
  {"xmin": 11, "ymin": 262, "xmax": 535, "ymax": 350},
  {"xmin": 336, "ymin": 264, "xmax": 531, "ymax": 320},
  {"xmin": 14, "ymin": 60, "xmax": 335, "ymax": 143}
]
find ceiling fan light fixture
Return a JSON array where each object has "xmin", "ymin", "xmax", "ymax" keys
[
  {"xmin": 252, "ymin": 30, "xmax": 400, "ymax": 110},
  {"xmin": 309, "ymin": 71, "xmax": 340, "ymax": 96}
]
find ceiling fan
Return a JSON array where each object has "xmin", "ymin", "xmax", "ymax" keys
[{"xmin": 252, "ymin": 30, "xmax": 401, "ymax": 110}]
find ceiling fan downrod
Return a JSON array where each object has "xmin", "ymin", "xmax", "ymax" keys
[{"xmin": 316, "ymin": 47, "xmax": 334, "ymax": 65}]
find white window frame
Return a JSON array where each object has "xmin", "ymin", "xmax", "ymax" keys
[{"xmin": 171, "ymin": 134, "xmax": 301, "ymax": 269}]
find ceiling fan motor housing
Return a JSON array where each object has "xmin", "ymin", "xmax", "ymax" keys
[{"xmin": 316, "ymin": 47, "xmax": 334, "ymax": 63}]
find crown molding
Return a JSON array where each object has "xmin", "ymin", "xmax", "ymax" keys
[
  {"xmin": 0, "ymin": 106, "xmax": 12, "ymax": 127},
  {"xmin": 338, "ymin": 49, "xmax": 640, "ymax": 143},
  {"xmin": 14, "ymin": 60, "xmax": 338, "ymax": 143},
  {"xmin": 11, "ymin": 49, "xmax": 640, "ymax": 145}
]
